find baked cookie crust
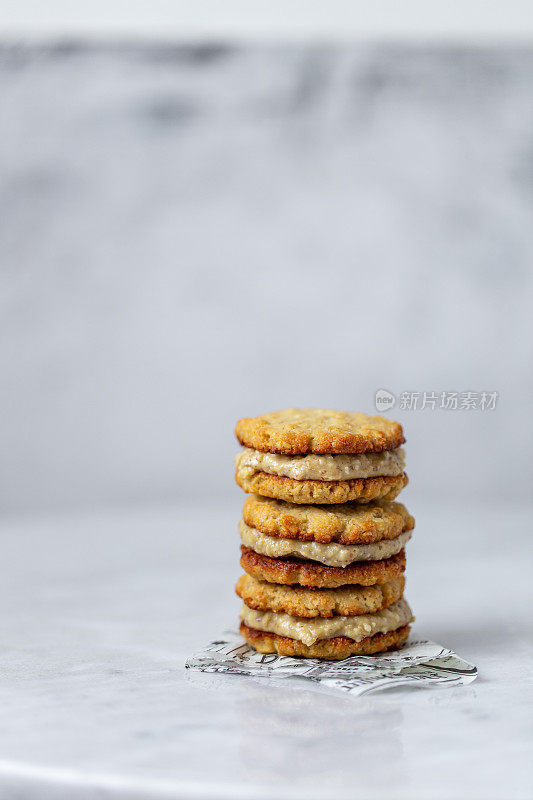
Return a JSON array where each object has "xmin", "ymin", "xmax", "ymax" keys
[
  {"xmin": 242, "ymin": 495, "xmax": 414, "ymax": 544},
  {"xmin": 235, "ymin": 409, "xmax": 405, "ymax": 455},
  {"xmin": 240, "ymin": 622, "xmax": 410, "ymax": 660},
  {"xmin": 236, "ymin": 574, "xmax": 405, "ymax": 618},
  {"xmin": 235, "ymin": 464, "xmax": 408, "ymax": 505},
  {"xmin": 240, "ymin": 546, "xmax": 406, "ymax": 588}
]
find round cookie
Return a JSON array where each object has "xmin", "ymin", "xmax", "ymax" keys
[
  {"xmin": 235, "ymin": 408, "xmax": 405, "ymax": 455},
  {"xmin": 235, "ymin": 463, "xmax": 408, "ymax": 505},
  {"xmin": 240, "ymin": 546, "xmax": 406, "ymax": 588},
  {"xmin": 242, "ymin": 495, "xmax": 414, "ymax": 544},
  {"xmin": 236, "ymin": 574, "xmax": 405, "ymax": 618},
  {"xmin": 240, "ymin": 622, "xmax": 410, "ymax": 660}
]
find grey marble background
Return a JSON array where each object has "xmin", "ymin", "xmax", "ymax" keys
[{"xmin": 1, "ymin": 43, "xmax": 532, "ymax": 512}]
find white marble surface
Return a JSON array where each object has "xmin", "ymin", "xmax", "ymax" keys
[{"xmin": 0, "ymin": 500, "xmax": 531, "ymax": 799}]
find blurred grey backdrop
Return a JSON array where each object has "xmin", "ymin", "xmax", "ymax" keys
[{"xmin": 1, "ymin": 43, "xmax": 532, "ymax": 512}]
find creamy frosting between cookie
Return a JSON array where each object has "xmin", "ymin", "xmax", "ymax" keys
[
  {"xmin": 236, "ymin": 447, "xmax": 405, "ymax": 481},
  {"xmin": 239, "ymin": 519, "xmax": 411, "ymax": 567},
  {"xmin": 240, "ymin": 598, "xmax": 413, "ymax": 646}
]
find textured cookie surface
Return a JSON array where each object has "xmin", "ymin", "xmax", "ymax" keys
[
  {"xmin": 240, "ymin": 622, "xmax": 410, "ymax": 660},
  {"xmin": 236, "ymin": 574, "xmax": 405, "ymax": 618},
  {"xmin": 236, "ymin": 464, "xmax": 408, "ymax": 505},
  {"xmin": 235, "ymin": 409, "xmax": 405, "ymax": 455},
  {"xmin": 240, "ymin": 546, "xmax": 406, "ymax": 588},
  {"xmin": 243, "ymin": 495, "xmax": 414, "ymax": 544}
]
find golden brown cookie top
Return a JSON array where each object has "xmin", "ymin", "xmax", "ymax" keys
[
  {"xmin": 235, "ymin": 573, "xmax": 405, "ymax": 618},
  {"xmin": 240, "ymin": 545, "xmax": 406, "ymax": 588},
  {"xmin": 235, "ymin": 408, "xmax": 404, "ymax": 455},
  {"xmin": 242, "ymin": 495, "xmax": 414, "ymax": 544}
]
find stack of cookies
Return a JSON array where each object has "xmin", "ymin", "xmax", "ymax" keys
[{"xmin": 234, "ymin": 409, "xmax": 414, "ymax": 660}]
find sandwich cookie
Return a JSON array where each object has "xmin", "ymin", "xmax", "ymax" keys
[
  {"xmin": 238, "ymin": 494, "xmax": 413, "ymax": 586},
  {"xmin": 235, "ymin": 409, "xmax": 407, "ymax": 504},
  {"xmin": 239, "ymin": 598, "xmax": 414, "ymax": 660}
]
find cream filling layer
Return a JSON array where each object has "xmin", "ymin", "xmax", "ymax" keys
[
  {"xmin": 236, "ymin": 447, "xmax": 405, "ymax": 481},
  {"xmin": 241, "ymin": 598, "xmax": 413, "ymax": 646},
  {"xmin": 239, "ymin": 520, "xmax": 411, "ymax": 567}
]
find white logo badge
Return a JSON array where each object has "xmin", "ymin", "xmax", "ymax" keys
[{"xmin": 375, "ymin": 389, "xmax": 396, "ymax": 412}]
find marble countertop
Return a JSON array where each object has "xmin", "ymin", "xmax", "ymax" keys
[{"xmin": 0, "ymin": 499, "xmax": 531, "ymax": 800}]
